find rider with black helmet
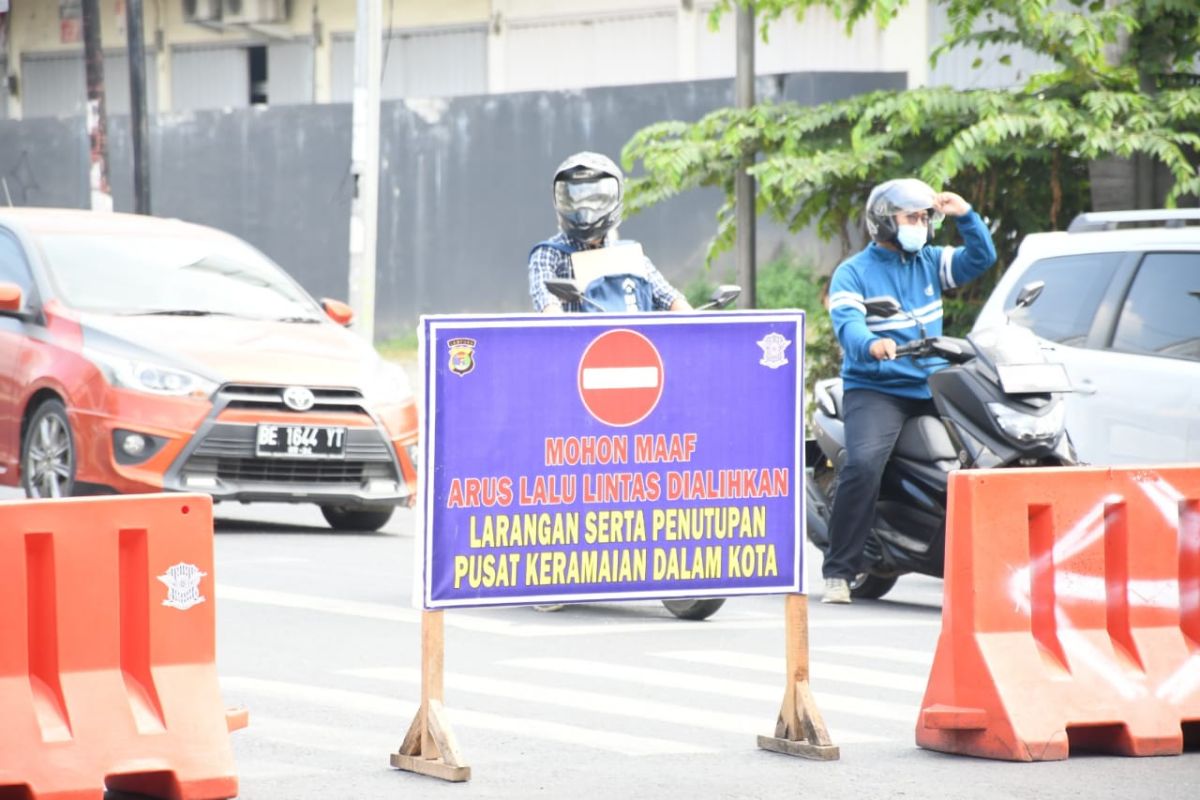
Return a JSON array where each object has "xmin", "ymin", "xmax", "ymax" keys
[
  {"xmin": 820, "ymin": 178, "xmax": 996, "ymax": 605},
  {"xmin": 527, "ymin": 152, "xmax": 690, "ymax": 313}
]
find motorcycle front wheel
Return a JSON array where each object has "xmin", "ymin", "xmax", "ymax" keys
[
  {"xmin": 850, "ymin": 573, "xmax": 898, "ymax": 600},
  {"xmin": 661, "ymin": 598, "xmax": 726, "ymax": 620}
]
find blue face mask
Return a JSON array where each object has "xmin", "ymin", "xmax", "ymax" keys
[{"xmin": 896, "ymin": 224, "xmax": 928, "ymax": 253}]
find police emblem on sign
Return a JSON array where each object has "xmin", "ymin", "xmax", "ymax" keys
[
  {"xmin": 157, "ymin": 562, "xmax": 207, "ymax": 611},
  {"xmin": 447, "ymin": 337, "xmax": 477, "ymax": 377},
  {"xmin": 757, "ymin": 332, "xmax": 792, "ymax": 369}
]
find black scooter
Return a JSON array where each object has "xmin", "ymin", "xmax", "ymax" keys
[
  {"xmin": 805, "ymin": 282, "xmax": 1077, "ymax": 599},
  {"xmin": 542, "ymin": 278, "xmax": 741, "ymax": 620}
]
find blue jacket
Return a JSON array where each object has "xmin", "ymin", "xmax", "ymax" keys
[{"xmin": 828, "ymin": 209, "xmax": 996, "ymax": 399}]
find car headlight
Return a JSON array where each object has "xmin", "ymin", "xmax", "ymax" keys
[
  {"xmin": 987, "ymin": 401, "xmax": 1066, "ymax": 442},
  {"xmin": 84, "ymin": 347, "xmax": 218, "ymax": 399},
  {"xmin": 365, "ymin": 360, "xmax": 414, "ymax": 403}
]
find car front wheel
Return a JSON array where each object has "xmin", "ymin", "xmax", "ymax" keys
[
  {"xmin": 22, "ymin": 399, "xmax": 77, "ymax": 499},
  {"xmin": 319, "ymin": 504, "xmax": 394, "ymax": 532}
]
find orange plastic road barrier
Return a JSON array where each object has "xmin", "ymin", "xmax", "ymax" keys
[
  {"xmin": 918, "ymin": 465, "xmax": 1200, "ymax": 761},
  {"xmin": 0, "ymin": 494, "xmax": 244, "ymax": 799}
]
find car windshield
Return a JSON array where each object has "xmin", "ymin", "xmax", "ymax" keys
[{"xmin": 34, "ymin": 231, "xmax": 323, "ymax": 319}]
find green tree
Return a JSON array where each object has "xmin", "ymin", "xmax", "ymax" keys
[{"xmin": 622, "ymin": 0, "xmax": 1200, "ymax": 337}]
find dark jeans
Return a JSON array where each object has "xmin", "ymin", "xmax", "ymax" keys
[{"xmin": 822, "ymin": 388, "xmax": 936, "ymax": 582}]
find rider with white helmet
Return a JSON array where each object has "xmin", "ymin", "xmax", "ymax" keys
[{"xmin": 819, "ymin": 178, "xmax": 996, "ymax": 604}]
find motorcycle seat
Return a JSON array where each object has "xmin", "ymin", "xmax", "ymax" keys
[{"xmin": 894, "ymin": 416, "xmax": 959, "ymax": 462}]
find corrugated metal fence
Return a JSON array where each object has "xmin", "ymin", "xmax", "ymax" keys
[{"xmin": 0, "ymin": 71, "xmax": 903, "ymax": 337}]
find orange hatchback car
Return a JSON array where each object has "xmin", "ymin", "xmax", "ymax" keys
[{"xmin": 0, "ymin": 208, "xmax": 418, "ymax": 531}]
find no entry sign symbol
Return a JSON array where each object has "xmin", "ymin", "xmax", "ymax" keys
[{"xmin": 577, "ymin": 329, "xmax": 664, "ymax": 427}]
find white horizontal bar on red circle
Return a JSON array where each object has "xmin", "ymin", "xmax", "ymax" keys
[{"xmin": 581, "ymin": 366, "xmax": 660, "ymax": 390}]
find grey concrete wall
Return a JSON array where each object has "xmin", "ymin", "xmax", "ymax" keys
[{"xmin": 0, "ymin": 71, "xmax": 905, "ymax": 339}]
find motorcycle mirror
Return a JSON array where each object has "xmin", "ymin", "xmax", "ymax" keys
[
  {"xmin": 544, "ymin": 278, "xmax": 586, "ymax": 305},
  {"xmin": 864, "ymin": 298, "xmax": 902, "ymax": 318},
  {"xmin": 1014, "ymin": 280, "xmax": 1045, "ymax": 309},
  {"xmin": 709, "ymin": 284, "xmax": 742, "ymax": 309}
]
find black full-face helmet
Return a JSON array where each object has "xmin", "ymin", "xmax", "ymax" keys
[
  {"xmin": 552, "ymin": 152, "xmax": 623, "ymax": 244},
  {"xmin": 864, "ymin": 178, "xmax": 944, "ymax": 245}
]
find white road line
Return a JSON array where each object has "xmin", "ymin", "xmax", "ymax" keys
[
  {"xmin": 343, "ymin": 667, "xmax": 895, "ymax": 739},
  {"xmin": 498, "ymin": 657, "xmax": 781, "ymax": 701},
  {"xmin": 244, "ymin": 715, "xmax": 396, "ymax": 758},
  {"xmin": 216, "ymin": 584, "xmax": 516, "ymax": 635},
  {"xmin": 217, "ymin": 584, "xmax": 938, "ymax": 637},
  {"xmin": 812, "ymin": 645, "xmax": 934, "ymax": 668},
  {"xmin": 654, "ymin": 651, "xmax": 928, "ymax": 694},
  {"xmin": 220, "ymin": 677, "xmax": 714, "ymax": 756},
  {"xmin": 235, "ymin": 759, "xmax": 335, "ymax": 781}
]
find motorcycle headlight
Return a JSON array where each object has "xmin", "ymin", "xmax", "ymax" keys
[
  {"xmin": 84, "ymin": 348, "xmax": 218, "ymax": 399},
  {"xmin": 987, "ymin": 401, "xmax": 1066, "ymax": 442}
]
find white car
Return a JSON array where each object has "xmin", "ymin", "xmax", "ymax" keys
[{"xmin": 972, "ymin": 209, "xmax": 1200, "ymax": 466}]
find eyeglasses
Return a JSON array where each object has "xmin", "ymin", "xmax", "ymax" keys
[{"xmin": 897, "ymin": 210, "xmax": 931, "ymax": 225}]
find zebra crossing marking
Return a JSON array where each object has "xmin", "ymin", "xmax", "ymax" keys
[
  {"xmin": 220, "ymin": 676, "xmax": 716, "ymax": 756},
  {"xmin": 218, "ymin": 583, "xmax": 939, "ymax": 637},
  {"xmin": 344, "ymin": 666, "xmax": 893, "ymax": 741},
  {"xmin": 655, "ymin": 650, "xmax": 928, "ymax": 693}
]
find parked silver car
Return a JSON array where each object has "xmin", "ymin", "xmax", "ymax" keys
[{"xmin": 972, "ymin": 209, "xmax": 1200, "ymax": 466}]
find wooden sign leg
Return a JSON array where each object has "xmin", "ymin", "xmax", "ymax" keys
[
  {"xmin": 391, "ymin": 610, "xmax": 472, "ymax": 781},
  {"xmin": 758, "ymin": 593, "xmax": 840, "ymax": 760}
]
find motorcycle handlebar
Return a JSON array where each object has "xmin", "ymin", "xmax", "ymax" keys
[
  {"xmin": 894, "ymin": 339, "xmax": 929, "ymax": 358},
  {"xmin": 893, "ymin": 336, "xmax": 972, "ymax": 362}
]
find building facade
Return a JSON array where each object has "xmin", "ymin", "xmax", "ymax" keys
[{"xmin": 0, "ymin": 0, "xmax": 1039, "ymax": 120}]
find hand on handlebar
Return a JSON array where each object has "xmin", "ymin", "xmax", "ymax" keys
[
  {"xmin": 869, "ymin": 338, "xmax": 897, "ymax": 361},
  {"xmin": 894, "ymin": 338, "xmax": 934, "ymax": 358}
]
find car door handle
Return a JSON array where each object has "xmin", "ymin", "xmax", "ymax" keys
[{"xmin": 1074, "ymin": 379, "xmax": 1097, "ymax": 396}]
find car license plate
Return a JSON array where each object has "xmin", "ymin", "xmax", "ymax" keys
[{"xmin": 255, "ymin": 424, "xmax": 347, "ymax": 459}]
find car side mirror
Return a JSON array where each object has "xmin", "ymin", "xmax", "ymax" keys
[
  {"xmin": 0, "ymin": 282, "xmax": 22, "ymax": 315},
  {"xmin": 321, "ymin": 298, "xmax": 354, "ymax": 326},
  {"xmin": 1014, "ymin": 280, "xmax": 1045, "ymax": 309}
]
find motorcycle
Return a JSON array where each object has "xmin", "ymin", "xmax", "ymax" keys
[
  {"xmin": 541, "ymin": 256, "xmax": 740, "ymax": 620},
  {"xmin": 805, "ymin": 281, "xmax": 1077, "ymax": 599}
]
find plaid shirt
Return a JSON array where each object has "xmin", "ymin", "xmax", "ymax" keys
[{"xmin": 527, "ymin": 231, "xmax": 682, "ymax": 312}]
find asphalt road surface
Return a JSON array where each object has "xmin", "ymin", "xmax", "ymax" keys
[{"xmin": 1, "ymin": 488, "xmax": 1195, "ymax": 799}]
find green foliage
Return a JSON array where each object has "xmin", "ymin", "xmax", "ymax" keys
[
  {"xmin": 755, "ymin": 255, "xmax": 841, "ymax": 411},
  {"xmin": 376, "ymin": 331, "xmax": 419, "ymax": 363},
  {"xmin": 623, "ymin": 0, "xmax": 1200, "ymax": 287},
  {"xmin": 685, "ymin": 252, "xmax": 842, "ymax": 417},
  {"xmin": 626, "ymin": 0, "xmax": 1199, "ymax": 421}
]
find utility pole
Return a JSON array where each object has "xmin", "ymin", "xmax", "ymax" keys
[
  {"xmin": 735, "ymin": 1, "xmax": 756, "ymax": 307},
  {"xmin": 348, "ymin": 0, "xmax": 382, "ymax": 343},
  {"xmin": 81, "ymin": 0, "xmax": 112, "ymax": 211},
  {"xmin": 126, "ymin": 0, "xmax": 151, "ymax": 214}
]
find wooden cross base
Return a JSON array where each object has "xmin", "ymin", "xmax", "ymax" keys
[
  {"xmin": 757, "ymin": 594, "xmax": 840, "ymax": 761},
  {"xmin": 390, "ymin": 611, "xmax": 472, "ymax": 782},
  {"xmin": 391, "ymin": 699, "xmax": 471, "ymax": 782}
]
